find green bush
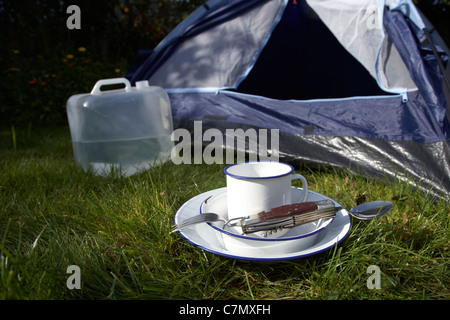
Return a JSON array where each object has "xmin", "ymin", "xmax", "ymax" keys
[
  {"xmin": 0, "ymin": 0, "xmax": 205, "ymax": 128},
  {"xmin": 1, "ymin": 46, "xmax": 126, "ymax": 127}
]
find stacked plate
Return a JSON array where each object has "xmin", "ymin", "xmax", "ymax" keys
[{"xmin": 174, "ymin": 187, "xmax": 351, "ymax": 261}]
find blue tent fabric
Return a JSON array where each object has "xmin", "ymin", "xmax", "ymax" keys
[
  {"xmin": 126, "ymin": 0, "xmax": 450, "ymax": 200},
  {"xmin": 168, "ymin": 89, "xmax": 450, "ymax": 199},
  {"xmin": 169, "ymin": 90, "xmax": 444, "ymax": 142},
  {"xmin": 384, "ymin": 9, "xmax": 448, "ymax": 132},
  {"xmin": 126, "ymin": 0, "xmax": 267, "ymax": 85}
]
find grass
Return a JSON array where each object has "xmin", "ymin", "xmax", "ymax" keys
[{"xmin": 0, "ymin": 126, "xmax": 448, "ymax": 300}]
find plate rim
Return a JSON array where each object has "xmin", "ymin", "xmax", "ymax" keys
[{"xmin": 174, "ymin": 187, "xmax": 351, "ymax": 261}]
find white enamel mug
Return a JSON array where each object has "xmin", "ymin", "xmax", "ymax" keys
[{"xmin": 224, "ymin": 161, "xmax": 308, "ymax": 238}]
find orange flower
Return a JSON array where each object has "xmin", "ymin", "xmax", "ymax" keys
[
  {"xmin": 40, "ymin": 82, "xmax": 46, "ymax": 86},
  {"xmin": 67, "ymin": 54, "xmax": 74, "ymax": 59}
]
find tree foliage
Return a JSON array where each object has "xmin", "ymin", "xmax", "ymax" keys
[
  {"xmin": 0, "ymin": 0, "xmax": 449, "ymax": 127},
  {"xmin": 0, "ymin": 0, "xmax": 205, "ymax": 62},
  {"xmin": 0, "ymin": 0, "xmax": 205, "ymax": 126}
]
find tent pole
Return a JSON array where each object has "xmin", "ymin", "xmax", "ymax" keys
[{"xmin": 423, "ymin": 27, "xmax": 450, "ymax": 94}]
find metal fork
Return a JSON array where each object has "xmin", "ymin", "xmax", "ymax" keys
[{"xmin": 170, "ymin": 212, "xmax": 226, "ymax": 233}]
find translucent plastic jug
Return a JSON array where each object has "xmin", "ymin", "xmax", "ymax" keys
[{"xmin": 66, "ymin": 78, "xmax": 174, "ymax": 177}]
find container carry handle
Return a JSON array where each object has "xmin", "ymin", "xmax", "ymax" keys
[{"xmin": 91, "ymin": 78, "xmax": 132, "ymax": 95}]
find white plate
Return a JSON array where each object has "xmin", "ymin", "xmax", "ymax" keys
[{"xmin": 174, "ymin": 187, "xmax": 351, "ymax": 261}]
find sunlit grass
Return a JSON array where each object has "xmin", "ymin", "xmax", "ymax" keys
[{"xmin": 0, "ymin": 127, "xmax": 448, "ymax": 300}]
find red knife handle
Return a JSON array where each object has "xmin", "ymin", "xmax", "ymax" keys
[{"xmin": 257, "ymin": 202, "xmax": 319, "ymax": 222}]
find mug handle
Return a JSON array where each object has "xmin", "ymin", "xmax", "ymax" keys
[{"xmin": 291, "ymin": 174, "xmax": 308, "ymax": 202}]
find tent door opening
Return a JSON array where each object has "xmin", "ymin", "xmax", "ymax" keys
[{"xmin": 236, "ymin": 1, "xmax": 390, "ymax": 100}]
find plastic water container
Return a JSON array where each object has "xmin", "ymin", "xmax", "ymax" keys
[{"xmin": 66, "ymin": 78, "xmax": 174, "ymax": 177}]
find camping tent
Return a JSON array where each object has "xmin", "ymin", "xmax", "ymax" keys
[{"xmin": 126, "ymin": 0, "xmax": 450, "ymax": 201}]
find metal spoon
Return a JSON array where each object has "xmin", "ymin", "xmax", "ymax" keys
[{"xmin": 338, "ymin": 201, "xmax": 394, "ymax": 220}]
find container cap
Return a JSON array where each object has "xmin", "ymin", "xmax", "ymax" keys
[{"xmin": 136, "ymin": 80, "xmax": 150, "ymax": 90}]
